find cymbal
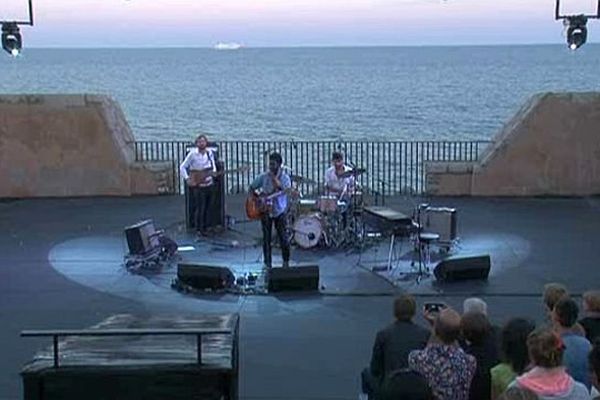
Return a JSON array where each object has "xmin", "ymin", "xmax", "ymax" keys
[
  {"xmin": 291, "ymin": 174, "xmax": 316, "ymax": 185},
  {"xmin": 338, "ymin": 168, "xmax": 366, "ymax": 179}
]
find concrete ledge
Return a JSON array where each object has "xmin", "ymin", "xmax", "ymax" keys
[
  {"xmin": 426, "ymin": 92, "xmax": 600, "ymax": 196},
  {"xmin": 0, "ymin": 94, "xmax": 173, "ymax": 198},
  {"xmin": 426, "ymin": 162, "xmax": 474, "ymax": 196}
]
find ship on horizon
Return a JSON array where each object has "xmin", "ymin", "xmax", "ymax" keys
[{"xmin": 213, "ymin": 42, "xmax": 242, "ymax": 50}]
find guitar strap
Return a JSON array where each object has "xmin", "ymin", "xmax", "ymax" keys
[{"xmin": 268, "ymin": 170, "xmax": 284, "ymax": 196}]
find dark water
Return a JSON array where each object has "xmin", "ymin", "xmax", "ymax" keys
[{"xmin": 1, "ymin": 45, "xmax": 599, "ymax": 141}]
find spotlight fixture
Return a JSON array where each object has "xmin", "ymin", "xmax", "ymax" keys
[
  {"xmin": 566, "ymin": 15, "xmax": 588, "ymax": 51},
  {"xmin": 2, "ymin": 23, "xmax": 22, "ymax": 57},
  {"xmin": 1, "ymin": 0, "xmax": 34, "ymax": 57},
  {"xmin": 555, "ymin": 0, "xmax": 599, "ymax": 50}
]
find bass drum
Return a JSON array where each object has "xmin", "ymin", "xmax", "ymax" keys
[{"xmin": 293, "ymin": 213, "xmax": 323, "ymax": 249}]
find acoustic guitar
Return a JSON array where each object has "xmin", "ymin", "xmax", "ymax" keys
[
  {"xmin": 187, "ymin": 165, "xmax": 249, "ymax": 187},
  {"xmin": 245, "ymin": 188, "xmax": 294, "ymax": 220}
]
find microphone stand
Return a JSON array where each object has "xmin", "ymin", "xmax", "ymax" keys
[{"xmin": 412, "ymin": 203, "xmax": 430, "ymax": 283}]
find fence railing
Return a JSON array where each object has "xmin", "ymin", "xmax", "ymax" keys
[
  {"xmin": 21, "ymin": 314, "xmax": 240, "ymax": 369},
  {"xmin": 134, "ymin": 140, "xmax": 491, "ymax": 195}
]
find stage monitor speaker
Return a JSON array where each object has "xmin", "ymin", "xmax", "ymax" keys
[
  {"xmin": 177, "ymin": 263, "xmax": 235, "ymax": 290},
  {"xmin": 433, "ymin": 254, "xmax": 491, "ymax": 282},
  {"xmin": 268, "ymin": 265, "xmax": 319, "ymax": 293},
  {"xmin": 125, "ymin": 219, "xmax": 159, "ymax": 255}
]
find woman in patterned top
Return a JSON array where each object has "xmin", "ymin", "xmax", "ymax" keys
[{"xmin": 408, "ymin": 308, "xmax": 477, "ymax": 400}]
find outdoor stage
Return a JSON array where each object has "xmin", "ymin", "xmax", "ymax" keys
[
  {"xmin": 46, "ymin": 193, "xmax": 535, "ymax": 302},
  {"xmin": 2, "ymin": 194, "xmax": 600, "ymax": 399}
]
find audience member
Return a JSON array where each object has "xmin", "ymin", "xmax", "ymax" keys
[
  {"xmin": 361, "ymin": 294, "xmax": 430, "ymax": 399},
  {"xmin": 543, "ymin": 283, "xmax": 569, "ymax": 320},
  {"xmin": 510, "ymin": 328, "xmax": 590, "ymax": 400},
  {"xmin": 588, "ymin": 339, "xmax": 600, "ymax": 399},
  {"xmin": 378, "ymin": 369, "xmax": 434, "ymax": 400},
  {"xmin": 498, "ymin": 387, "xmax": 539, "ymax": 400},
  {"xmin": 409, "ymin": 308, "xmax": 476, "ymax": 400},
  {"xmin": 461, "ymin": 311, "xmax": 500, "ymax": 400},
  {"xmin": 552, "ymin": 297, "xmax": 592, "ymax": 388},
  {"xmin": 464, "ymin": 297, "xmax": 489, "ymax": 315},
  {"xmin": 580, "ymin": 291, "xmax": 600, "ymax": 342},
  {"xmin": 491, "ymin": 318, "xmax": 536, "ymax": 400}
]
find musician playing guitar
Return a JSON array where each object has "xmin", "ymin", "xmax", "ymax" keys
[
  {"xmin": 249, "ymin": 152, "xmax": 291, "ymax": 270},
  {"xmin": 179, "ymin": 134, "xmax": 217, "ymax": 236}
]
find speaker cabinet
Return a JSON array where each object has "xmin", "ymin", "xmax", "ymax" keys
[
  {"xmin": 433, "ymin": 254, "xmax": 490, "ymax": 282},
  {"xmin": 177, "ymin": 263, "xmax": 235, "ymax": 290},
  {"xmin": 268, "ymin": 265, "xmax": 320, "ymax": 292},
  {"xmin": 124, "ymin": 220, "xmax": 159, "ymax": 255}
]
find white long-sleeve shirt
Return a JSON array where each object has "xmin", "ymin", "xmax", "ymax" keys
[{"xmin": 179, "ymin": 148, "xmax": 216, "ymax": 187}]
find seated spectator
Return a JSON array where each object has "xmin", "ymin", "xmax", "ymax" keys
[
  {"xmin": 498, "ymin": 387, "xmax": 539, "ymax": 400},
  {"xmin": 378, "ymin": 368, "xmax": 434, "ymax": 400},
  {"xmin": 491, "ymin": 318, "xmax": 536, "ymax": 400},
  {"xmin": 464, "ymin": 297, "xmax": 489, "ymax": 315},
  {"xmin": 409, "ymin": 308, "xmax": 477, "ymax": 400},
  {"xmin": 552, "ymin": 297, "xmax": 592, "ymax": 388},
  {"xmin": 579, "ymin": 291, "xmax": 600, "ymax": 342},
  {"xmin": 589, "ymin": 339, "xmax": 600, "ymax": 399},
  {"xmin": 361, "ymin": 294, "xmax": 430, "ymax": 399},
  {"xmin": 461, "ymin": 311, "xmax": 500, "ymax": 400},
  {"xmin": 543, "ymin": 283, "xmax": 569, "ymax": 321},
  {"xmin": 510, "ymin": 328, "xmax": 590, "ymax": 400}
]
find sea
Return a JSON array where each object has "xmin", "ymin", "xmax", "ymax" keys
[{"xmin": 1, "ymin": 45, "xmax": 600, "ymax": 142}]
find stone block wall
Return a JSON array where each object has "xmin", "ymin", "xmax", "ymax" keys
[{"xmin": 0, "ymin": 95, "xmax": 173, "ymax": 198}]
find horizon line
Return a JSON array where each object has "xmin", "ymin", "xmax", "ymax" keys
[{"xmin": 24, "ymin": 42, "xmax": 600, "ymax": 50}]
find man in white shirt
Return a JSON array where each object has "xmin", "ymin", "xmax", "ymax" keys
[
  {"xmin": 179, "ymin": 134, "xmax": 217, "ymax": 235},
  {"xmin": 324, "ymin": 151, "xmax": 355, "ymax": 201}
]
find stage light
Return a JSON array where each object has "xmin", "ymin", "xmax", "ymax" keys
[
  {"xmin": 566, "ymin": 15, "xmax": 588, "ymax": 50},
  {"xmin": 2, "ymin": 22, "xmax": 22, "ymax": 57}
]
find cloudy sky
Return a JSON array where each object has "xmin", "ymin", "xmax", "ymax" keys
[{"xmin": 2, "ymin": 0, "xmax": 599, "ymax": 47}]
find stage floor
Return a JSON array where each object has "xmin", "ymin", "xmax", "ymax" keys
[{"xmin": 2, "ymin": 194, "xmax": 600, "ymax": 399}]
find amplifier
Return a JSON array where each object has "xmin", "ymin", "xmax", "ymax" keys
[
  {"xmin": 424, "ymin": 207, "xmax": 457, "ymax": 243},
  {"xmin": 124, "ymin": 220, "xmax": 159, "ymax": 255}
]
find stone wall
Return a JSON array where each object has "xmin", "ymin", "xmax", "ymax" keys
[
  {"xmin": 426, "ymin": 92, "xmax": 600, "ymax": 196},
  {"xmin": 0, "ymin": 95, "xmax": 173, "ymax": 198}
]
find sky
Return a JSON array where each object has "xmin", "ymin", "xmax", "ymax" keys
[{"xmin": 2, "ymin": 0, "xmax": 600, "ymax": 47}]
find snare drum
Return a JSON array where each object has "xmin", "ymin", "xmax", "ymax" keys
[{"xmin": 293, "ymin": 213, "xmax": 323, "ymax": 249}]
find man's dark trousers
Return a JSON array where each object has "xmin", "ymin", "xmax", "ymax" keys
[
  {"xmin": 261, "ymin": 213, "xmax": 290, "ymax": 267},
  {"xmin": 192, "ymin": 185, "xmax": 214, "ymax": 232}
]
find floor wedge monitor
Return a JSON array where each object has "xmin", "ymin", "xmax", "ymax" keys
[
  {"xmin": 177, "ymin": 263, "xmax": 235, "ymax": 290},
  {"xmin": 268, "ymin": 265, "xmax": 319, "ymax": 292},
  {"xmin": 433, "ymin": 254, "xmax": 491, "ymax": 282}
]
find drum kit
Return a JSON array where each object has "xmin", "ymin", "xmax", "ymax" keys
[{"xmin": 288, "ymin": 169, "xmax": 367, "ymax": 250}]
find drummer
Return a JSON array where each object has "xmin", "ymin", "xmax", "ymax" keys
[{"xmin": 324, "ymin": 151, "xmax": 356, "ymax": 201}]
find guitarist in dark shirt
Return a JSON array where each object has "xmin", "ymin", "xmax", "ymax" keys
[{"xmin": 249, "ymin": 152, "xmax": 292, "ymax": 269}]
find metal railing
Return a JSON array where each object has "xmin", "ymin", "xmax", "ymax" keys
[
  {"xmin": 21, "ymin": 314, "xmax": 240, "ymax": 369},
  {"xmin": 134, "ymin": 140, "xmax": 491, "ymax": 195}
]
